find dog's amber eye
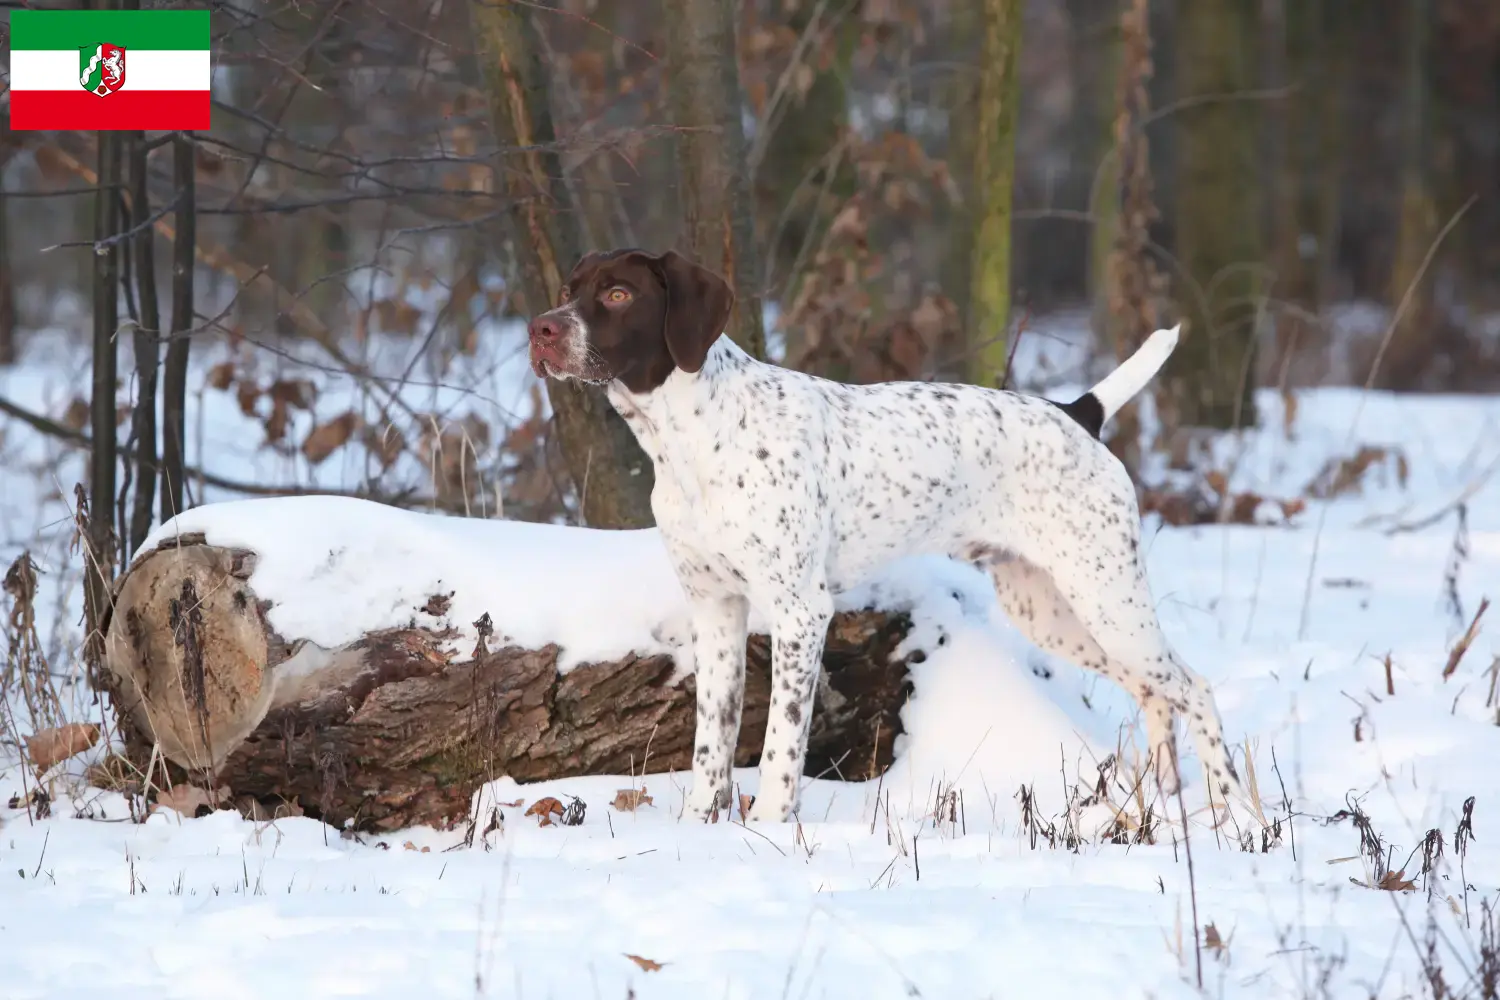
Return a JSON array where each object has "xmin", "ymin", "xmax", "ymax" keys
[
  {"xmin": 558, "ymin": 286, "xmax": 571, "ymax": 304},
  {"xmin": 605, "ymin": 287, "xmax": 631, "ymax": 304}
]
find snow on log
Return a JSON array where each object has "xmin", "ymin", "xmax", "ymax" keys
[{"xmin": 101, "ymin": 498, "xmax": 919, "ymax": 831}]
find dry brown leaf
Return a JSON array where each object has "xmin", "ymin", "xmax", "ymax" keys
[
  {"xmin": 525, "ymin": 796, "xmax": 565, "ymax": 826},
  {"xmin": 739, "ymin": 793, "xmax": 755, "ymax": 821},
  {"xmin": 264, "ymin": 398, "xmax": 290, "ymax": 445},
  {"xmin": 235, "ymin": 379, "xmax": 261, "ymax": 417},
  {"xmin": 1378, "ymin": 869, "xmax": 1417, "ymax": 892},
  {"xmin": 24, "ymin": 722, "xmax": 99, "ymax": 771},
  {"xmin": 154, "ymin": 784, "xmax": 225, "ymax": 818},
  {"xmin": 403, "ymin": 841, "xmax": 418, "ymax": 851},
  {"xmin": 611, "ymin": 788, "xmax": 654, "ymax": 812},
  {"xmin": 623, "ymin": 954, "xmax": 666, "ymax": 973},
  {"xmin": 206, "ymin": 361, "xmax": 237, "ymax": 391},
  {"xmin": 499, "ymin": 798, "xmax": 524, "ymax": 809},
  {"xmin": 267, "ymin": 378, "xmax": 318, "ymax": 411},
  {"xmin": 62, "ymin": 397, "xmax": 90, "ymax": 431},
  {"xmin": 302, "ymin": 411, "xmax": 362, "ymax": 465},
  {"xmin": 1203, "ymin": 922, "xmax": 1226, "ymax": 955}
]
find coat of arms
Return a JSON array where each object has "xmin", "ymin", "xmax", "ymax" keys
[{"xmin": 79, "ymin": 43, "xmax": 126, "ymax": 97}]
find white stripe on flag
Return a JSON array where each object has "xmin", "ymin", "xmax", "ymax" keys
[{"xmin": 10, "ymin": 49, "xmax": 210, "ymax": 92}]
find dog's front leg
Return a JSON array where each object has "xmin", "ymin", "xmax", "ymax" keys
[
  {"xmin": 746, "ymin": 592, "xmax": 833, "ymax": 822},
  {"xmin": 681, "ymin": 593, "xmax": 750, "ymax": 822}
]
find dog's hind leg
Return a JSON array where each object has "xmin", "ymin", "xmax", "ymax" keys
[{"xmin": 983, "ymin": 547, "xmax": 1243, "ymax": 806}]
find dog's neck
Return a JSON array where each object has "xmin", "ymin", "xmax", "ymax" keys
[
  {"xmin": 608, "ymin": 336, "xmax": 751, "ymax": 416},
  {"xmin": 606, "ymin": 337, "xmax": 755, "ymax": 470}
]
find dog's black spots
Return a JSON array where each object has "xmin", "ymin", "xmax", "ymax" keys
[{"xmin": 1051, "ymin": 392, "xmax": 1106, "ymax": 439}]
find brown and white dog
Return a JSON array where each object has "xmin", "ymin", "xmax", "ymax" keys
[{"xmin": 528, "ymin": 247, "xmax": 1244, "ymax": 823}]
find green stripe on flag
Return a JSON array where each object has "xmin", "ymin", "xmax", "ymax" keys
[{"xmin": 9, "ymin": 10, "xmax": 210, "ymax": 52}]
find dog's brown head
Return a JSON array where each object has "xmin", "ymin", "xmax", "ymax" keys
[{"xmin": 526, "ymin": 248, "xmax": 734, "ymax": 395}]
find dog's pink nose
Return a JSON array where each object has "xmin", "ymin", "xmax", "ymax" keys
[{"xmin": 528, "ymin": 316, "xmax": 562, "ymax": 342}]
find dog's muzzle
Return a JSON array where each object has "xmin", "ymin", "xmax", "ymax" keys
[{"xmin": 527, "ymin": 311, "xmax": 574, "ymax": 379}]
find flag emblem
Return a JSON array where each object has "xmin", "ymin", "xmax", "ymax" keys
[
  {"xmin": 80, "ymin": 43, "xmax": 127, "ymax": 97},
  {"xmin": 8, "ymin": 10, "xmax": 210, "ymax": 130}
]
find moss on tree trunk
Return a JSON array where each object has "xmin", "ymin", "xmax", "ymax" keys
[
  {"xmin": 1378, "ymin": 0, "xmax": 1437, "ymax": 391},
  {"xmin": 965, "ymin": 0, "xmax": 1024, "ymax": 388},
  {"xmin": 1166, "ymin": 0, "xmax": 1262, "ymax": 429}
]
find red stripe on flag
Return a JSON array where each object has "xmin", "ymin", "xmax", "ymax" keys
[{"xmin": 10, "ymin": 91, "xmax": 210, "ymax": 131}]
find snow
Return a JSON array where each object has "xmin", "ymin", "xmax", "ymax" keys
[{"xmin": 5, "ymin": 315, "xmax": 1500, "ymax": 998}]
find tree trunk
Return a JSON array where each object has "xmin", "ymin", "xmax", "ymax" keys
[
  {"xmin": 1166, "ymin": 0, "xmax": 1262, "ymax": 429},
  {"xmin": 1269, "ymin": 0, "xmax": 1344, "ymax": 385},
  {"xmin": 1086, "ymin": 0, "xmax": 1123, "ymax": 357},
  {"xmin": 965, "ymin": 0, "xmax": 1024, "ymax": 389},
  {"xmin": 0, "ymin": 135, "xmax": 15, "ymax": 367},
  {"xmin": 127, "ymin": 131, "xmax": 160, "ymax": 560},
  {"xmin": 662, "ymin": 0, "xmax": 767, "ymax": 360},
  {"xmin": 102, "ymin": 534, "xmax": 916, "ymax": 832},
  {"xmin": 469, "ymin": 0, "xmax": 655, "ymax": 529},
  {"xmin": 1378, "ymin": 0, "xmax": 1436, "ymax": 391},
  {"xmin": 1103, "ymin": 0, "xmax": 1166, "ymax": 480},
  {"xmin": 160, "ymin": 132, "xmax": 195, "ymax": 523},
  {"xmin": 86, "ymin": 128, "xmax": 122, "ymax": 678}
]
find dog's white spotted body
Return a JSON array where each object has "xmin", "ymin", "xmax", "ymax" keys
[{"xmin": 529, "ymin": 249, "xmax": 1244, "ymax": 824}]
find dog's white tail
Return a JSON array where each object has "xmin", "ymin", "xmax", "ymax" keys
[{"xmin": 1086, "ymin": 324, "xmax": 1180, "ymax": 425}]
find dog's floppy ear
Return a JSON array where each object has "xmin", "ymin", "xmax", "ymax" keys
[{"xmin": 653, "ymin": 249, "xmax": 733, "ymax": 373}]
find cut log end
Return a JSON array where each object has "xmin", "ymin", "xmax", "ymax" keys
[
  {"xmin": 104, "ymin": 539, "xmax": 274, "ymax": 772},
  {"xmin": 104, "ymin": 536, "xmax": 916, "ymax": 831}
]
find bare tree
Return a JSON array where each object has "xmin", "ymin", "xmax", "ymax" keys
[
  {"xmin": 125, "ymin": 131, "xmax": 160, "ymax": 559},
  {"xmin": 662, "ymin": 0, "xmax": 767, "ymax": 359},
  {"xmin": 86, "ymin": 129, "xmax": 122, "ymax": 675},
  {"xmin": 965, "ymin": 0, "xmax": 1024, "ymax": 388},
  {"xmin": 1103, "ymin": 0, "xmax": 1167, "ymax": 478},
  {"xmin": 468, "ymin": 0, "xmax": 654, "ymax": 529},
  {"xmin": 1166, "ymin": 0, "xmax": 1262, "ymax": 429},
  {"xmin": 160, "ymin": 132, "xmax": 194, "ymax": 524},
  {"xmin": 1380, "ymin": 0, "xmax": 1437, "ymax": 390},
  {"xmin": 0, "ymin": 135, "xmax": 14, "ymax": 367}
]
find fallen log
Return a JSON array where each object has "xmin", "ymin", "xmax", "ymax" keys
[{"xmin": 101, "ymin": 498, "xmax": 918, "ymax": 831}]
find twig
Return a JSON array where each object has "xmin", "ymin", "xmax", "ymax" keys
[
  {"xmin": 1171, "ymin": 742, "xmax": 1203, "ymax": 991},
  {"xmin": 1298, "ymin": 195, "xmax": 1479, "ymax": 640},
  {"xmin": 1443, "ymin": 598, "xmax": 1490, "ymax": 681},
  {"xmin": 0, "ymin": 393, "xmax": 443, "ymax": 510}
]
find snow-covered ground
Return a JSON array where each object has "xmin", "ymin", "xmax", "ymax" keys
[{"xmin": 3, "ymin": 312, "xmax": 1500, "ymax": 999}]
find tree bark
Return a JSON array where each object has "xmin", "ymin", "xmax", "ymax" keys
[
  {"xmin": 87, "ymin": 127, "xmax": 122, "ymax": 678},
  {"xmin": 468, "ymin": 0, "xmax": 655, "ymax": 529},
  {"xmin": 160, "ymin": 132, "xmax": 195, "ymax": 523},
  {"xmin": 965, "ymin": 0, "xmax": 1024, "ymax": 389},
  {"xmin": 102, "ymin": 534, "xmax": 916, "ymax": 832},
  {"xmin": 1166, "ymin": 0, "xmax": 1262, "ymax": 429},
  {"xmin": 127, "ymin": 130, "xmax": 160, "ymax": 560},
  {"xmin": 0, "ymin": 134, "xmax": 15, "ymax": 367},
  {"xmin": 1378, "ymin": 0, "xmax": 1436, "ymax": 391},
  {"xmin": 662, "ymin": 0, "xmax": 767, "ymax": 360},
  {"xmin": 1269, "ymin": 0, "xmax": 1344, "ymax": 385},
  {"xmin": 1103, "ymin": 0, "xmax": 1166, "ymax": 480}
]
